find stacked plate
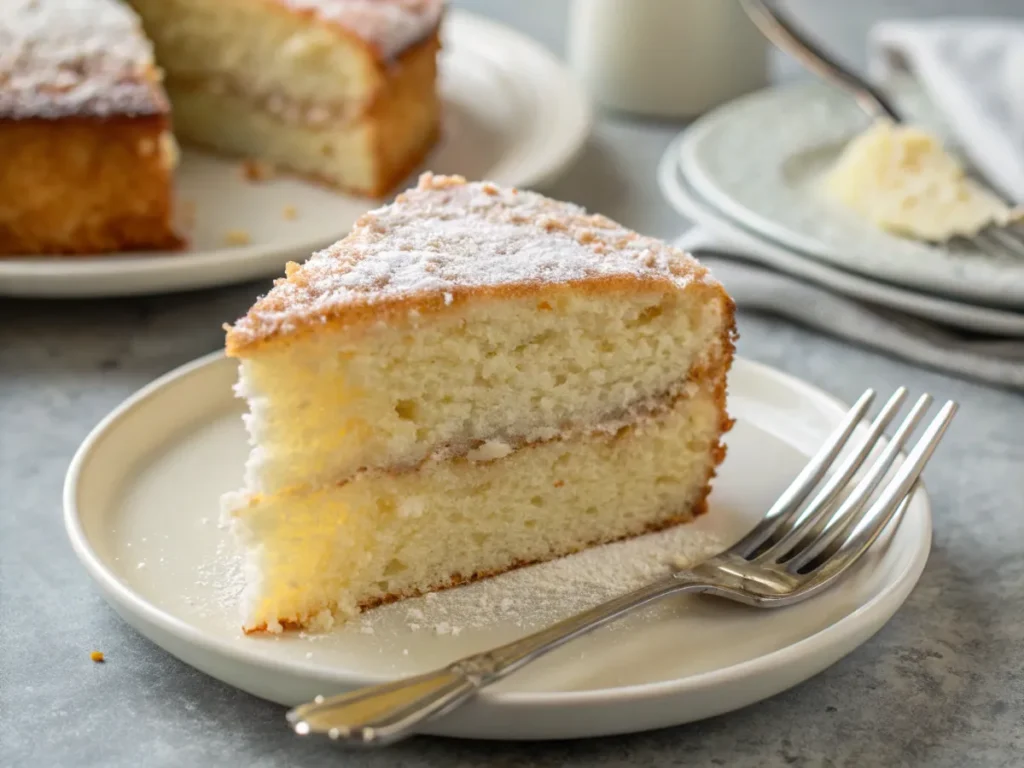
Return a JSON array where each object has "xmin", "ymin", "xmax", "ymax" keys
[{"xmin": 657, "ymin": 81, "xmax": 1024, "ymax": 338}]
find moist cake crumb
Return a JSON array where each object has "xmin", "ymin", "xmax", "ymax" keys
[{"xmin": 241, "ymin": 159, "xmax": 275, "ymax": 183}]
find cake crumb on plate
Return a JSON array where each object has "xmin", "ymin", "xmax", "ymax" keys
[
  {"xmin": 223, "ymin": 230, "xmax": 251, "ymax": 246},
  {"xmin": 241, "ymin": 159, "xmax": 275, "ymax": 183}
]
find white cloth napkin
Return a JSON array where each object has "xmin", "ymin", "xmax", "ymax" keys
[
  {"xmin": 869, "ymin": 19, "xmax": 1024, "ymax": 202},
  {"xmin": 676, "ymin": 228, "xmax": 1024, "ymax": 392}
]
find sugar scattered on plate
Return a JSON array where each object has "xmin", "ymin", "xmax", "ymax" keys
[
  {"xmin": 354, "ymin": 526, "xmax": 723, "ymax": 636},
  {"xmin": 202, "ymin": 519, "xmax": 723, "ymax": 641}
]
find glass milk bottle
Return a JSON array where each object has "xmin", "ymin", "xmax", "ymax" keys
[{"xmin": 567, "ymin": 0, "xmax": 769, "ymax": 118}]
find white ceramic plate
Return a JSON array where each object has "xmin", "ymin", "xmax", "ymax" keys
[
  {"xmin": 657, "ymin": 136, "xmax": 1024, "ymax": 337},
  {"xmin": 678, "ymin": 81, "xmax": 1024, "ymax": 310},
  {"xmin": 65, "ymin": 352, "xmax": 931, "ymax": 741},
  {"xmin": 0, "ymin": 12, "xmax": 591, "ymax": 299}
]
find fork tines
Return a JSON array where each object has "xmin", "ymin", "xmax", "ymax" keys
[
  {"xmin": 735, "ymin": 388, "xmax": 957, "ymax": 578},
  {"xmin": 969, "ymin": 225, "xmax": 1024, "ymax": 260}
]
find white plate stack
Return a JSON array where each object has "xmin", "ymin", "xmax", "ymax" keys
[{"xmin": 657, "ymin": 81, "xmax": 1024, "ymax": 340}]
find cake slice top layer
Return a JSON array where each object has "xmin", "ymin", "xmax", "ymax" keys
[
  {"xmin": 275, "ymin": 0, "xmax": 444, "ymax": 60},
  {"xmin": 0, "ymin": 0, "xmax": 166, "ymax": 121},
  {"xmin": 226, "ymin": 173, "xmax": 720, "ymax": 354}
]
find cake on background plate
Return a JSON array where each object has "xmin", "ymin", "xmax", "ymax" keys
[
  {"xmin": 0, "ymin": 0, "xmax": 181, "ymax": 255},
  {"xmin": 223, "ymin": 173, "xmax": 736, "ymax": 634},
  {"xmin": 0, "ymin": 0, "xmax": 444, "ymax": 256},
  {"xmin": 127, "ymin": 0, "xmax": 444, "ymax": 197}
]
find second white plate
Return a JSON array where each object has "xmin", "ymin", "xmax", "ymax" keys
[
  {"xmin": 65, "ymin": 353, "xmax": 931, "ymax": 741},
  {"xmin": 657, "ymin": 135, "xmax": 1024, "ymax": 338},
  {"xmin": 0, "ymin": 11, "xmax": 591, "ymax": 299},
  {"xmin": 678, "ymin": 81, "xmax": 1024, "ymax": 310}
]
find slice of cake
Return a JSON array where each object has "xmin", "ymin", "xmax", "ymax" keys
[
  {"xmin": 826, "ymin": 119, "xmax": 1012, "ymax": 241},
  {"xmin": 127, "ymin": 0, "xmax": 444, "ymax": 196},
  {"xmin": 0, "ymin": 0, "xmax": 181, "ymax": 255},
  {"xmin": 223, "ymin": 174, "xmax": 736, "ymax": 633}
]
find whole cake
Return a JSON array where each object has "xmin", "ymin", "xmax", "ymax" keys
[
  {"xmin": 223, "ymin": 174, "xmax": 736, "ymax": 634},
  {"xmin": 0, "ymin": 0, "xmax": 444, "ymax": 256}
]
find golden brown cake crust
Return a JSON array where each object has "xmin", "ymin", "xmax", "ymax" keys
[
  {"xmin": 225, "ymin": 174, "xmax": 731, "ymax": 355},
  {"xmin": 366, "ymin": 32, "xmax": 442, "ymax": 195},
  {"xmin": 0, "ymin": 116, "xmax": 182, "ymax": 256}
]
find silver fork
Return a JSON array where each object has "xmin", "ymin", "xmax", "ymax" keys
[
  {"xmin": 286, "ymin": 388, "xmax": 957, "ymax": 747},
  {"xmin": 739, "ymin": 0, "xmax": 1024, "ymax": 259}
]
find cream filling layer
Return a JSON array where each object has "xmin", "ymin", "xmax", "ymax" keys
[
  {"xmin": 169, "ymin": 74, "xmax": 370, "ymax": 129},
  {"xmin": 228, "ymin": 377, "xmax": 728, "ymax": 633},
  {"xmin": 223, "ymin": 368, "xmax": 724, "ymax": 522}
]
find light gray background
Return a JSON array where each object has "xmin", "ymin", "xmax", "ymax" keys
[{"xmin": 2, "ymin": 1, "xmax": 1023, "ymax": 766}]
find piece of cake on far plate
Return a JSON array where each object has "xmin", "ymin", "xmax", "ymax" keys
[
  {"xmin": 223, "ymin": 173, "xmax": 736, "ymax": 634},
  {"xmin": 1, "ymin": 0, "xmax": 444, "ymax": 258},
  {"xmin": 127, "ymin": 0, "xmax": 445, "ymax": 196},
  {"xmin": 0, "ymin": 0, "xmax": 181, "ymax": 256}
]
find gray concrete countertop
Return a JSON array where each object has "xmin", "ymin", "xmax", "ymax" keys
[{"xmin": 2, "ymin": 2, "xmax": 1022, "ymax": 765}]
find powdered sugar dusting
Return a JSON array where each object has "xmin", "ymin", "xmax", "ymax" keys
[
  {"xmin": 0, "ymin": 0, "xmax": 164, "ymax": 120},
  {"xmin": 275, "ymin": 0, "xmax": 443, "ymax": 60},
  {"xmin": 355, "ymin": 525, "xmax": 723, "ymax": 636},
  {"xmin": 194, "ymin": 537, "xmax": 246, "ymax": 619},
  {"xmin": 228, "ymin": 174, "xmax": 717, "ymax": 349}
]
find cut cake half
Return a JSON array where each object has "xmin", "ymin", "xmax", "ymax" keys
[
  {"xmin": 223, "ymin": 173, "xmax": 736, "ymax": 633},
  {"xmin": 127, "ymin": 0, "xmax": 444, "ymax": 196}
]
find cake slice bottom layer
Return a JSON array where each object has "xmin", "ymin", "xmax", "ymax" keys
[{"xmin": 228, "ymin": 377, "xmax": 729, "ymax": 634}]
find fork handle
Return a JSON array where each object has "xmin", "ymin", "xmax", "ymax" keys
[
  {"xmin": 287, "ymin": 574, "xmax": 711, "ymax": 745},
  {"xmin": 739, "ymin": 0, "xmax": 902, "ymax": 122}
]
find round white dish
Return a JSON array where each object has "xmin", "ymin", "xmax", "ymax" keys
[
  {"xmin": 677, "ymin": 81, "xmax": 1024, "ymax": 309},
  {"xmin": 65, "ymin": 352, "xmax": 932, "ymax": 741},
  {"xmin": 0, "ymin": 11, "xmax": 591, "ymax": 299},
  {"xmin": 658, "ymin": 136, "xmax": 1024, "ymax": 337}
]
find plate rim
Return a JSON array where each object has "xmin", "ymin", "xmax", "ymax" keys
[
  {"xmin": 656, "ymin": 132, "xmax": 1024, "ymax": 337},
  {"xmin": 676, "ymin": 80, "xmax": 1024, "ymax": 310},
  {"xmin": 64, "ymin": 350, "xmax": 932, "ymax": 710},
  {"xmin": 0, "ymin": 9, "xmax": 592, "ymax": 298}
]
